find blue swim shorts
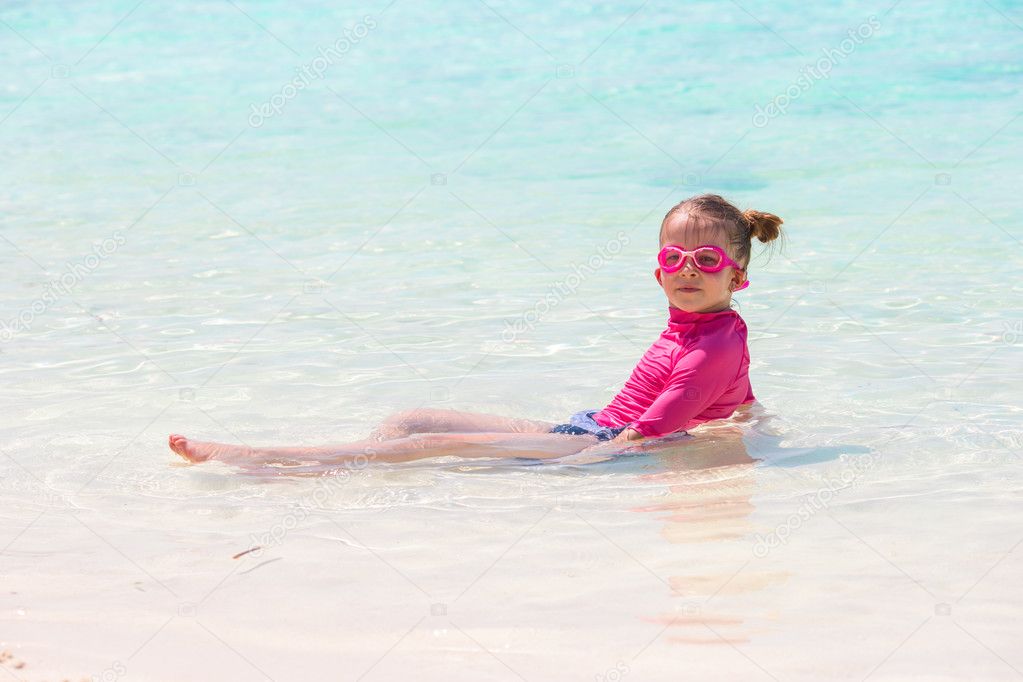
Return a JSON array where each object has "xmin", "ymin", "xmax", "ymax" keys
[{"xmin": 549, "ymin": 409, "xmax": 626, "ymax": 441}]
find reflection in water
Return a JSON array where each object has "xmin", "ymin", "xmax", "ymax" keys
[{"xmin": 632, "ymin": 414, "xmax": 789, "ymax": 647}]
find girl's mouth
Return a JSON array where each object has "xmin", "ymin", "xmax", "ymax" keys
[{"xmin": 677, "ymin": 286, "xmax": 701, "ymax": 293}]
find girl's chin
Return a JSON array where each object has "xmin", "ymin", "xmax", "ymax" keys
[
  {"xmin": 670, "ymin": 296, "xmax": 731, "ymax": 314},
  {"xmin": 671, "ymin": 292, "xmax": 704, "ymax": 305}
]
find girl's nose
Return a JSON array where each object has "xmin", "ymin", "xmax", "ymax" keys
[{"xmin": 678, "ymin": 258, "xmax": 700, "ymax": 275}]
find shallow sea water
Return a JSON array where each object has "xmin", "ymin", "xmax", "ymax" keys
[{"xmin": 1, "ymin": 1, "xmax": 1021, "ymax": 680}]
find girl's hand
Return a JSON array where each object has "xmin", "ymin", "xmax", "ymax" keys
[
  {"xmin": 557, "ymin": 428, "xmax": 691, "ymax": 465},
  {"xmin": 615, "ymin": 428, "xmax": 645, "ymax": 443},
  {"xmin": 559, "ymin": 429, "xmax": 644, "ymax": 464}
]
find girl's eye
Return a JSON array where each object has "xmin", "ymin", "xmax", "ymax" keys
[
  {"xmin": 696, "ymin": 251, "xmax": 721, "ymax": 267},
  {"xmin": 663, "ymin": 253, "xmax": 680, "ymax": 266}
]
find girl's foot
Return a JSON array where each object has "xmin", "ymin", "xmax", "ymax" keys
[{"xmin": 168, "ymin": 434, "xmax": 250, "ymax": 462}]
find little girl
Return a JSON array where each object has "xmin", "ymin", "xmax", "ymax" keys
[{"xmin": 169, "ymin": 194, "xmax": 783, "ymax": 466}]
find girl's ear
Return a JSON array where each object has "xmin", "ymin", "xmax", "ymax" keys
[
  {"xmin": 731, "ymin": 269, "xmax": 747, "ymax": 291},
  {"xmin": 654, "ymin": 267, "xmax": 662, "ymax": 286}
]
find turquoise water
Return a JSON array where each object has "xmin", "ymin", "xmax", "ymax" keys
[{"xmin": 2, "ymin": 1, "xmax": 1021, "ymax": 679}]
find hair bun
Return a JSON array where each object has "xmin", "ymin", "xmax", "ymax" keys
[{"xmin": 743, "ymin": 209, "xmax": 783, "ymax": 243}]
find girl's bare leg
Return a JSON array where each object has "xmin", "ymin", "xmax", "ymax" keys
[
  {"xmin": 368, "ymin": 408, "xmax": 557, "ymax": 441},
  {"xmin": 169, "ymin": 430, "xmax": 597, "ymax": 466}
]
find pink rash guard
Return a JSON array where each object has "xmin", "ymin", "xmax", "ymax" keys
[{"xmin": 592, "ymin": 306, "xmax": 755, "ymax": 438}]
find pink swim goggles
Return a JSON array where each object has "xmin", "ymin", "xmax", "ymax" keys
[{"xmin": 657, "ymin": 244, "xmax": 749, "ymax": 291}]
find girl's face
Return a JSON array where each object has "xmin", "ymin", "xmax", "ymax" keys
[{"xmin": 655, "ymin": 213, "xmax": 747, "ymax": 314}]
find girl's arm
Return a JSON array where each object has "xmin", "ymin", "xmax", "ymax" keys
[{"xmin": 625, "ymin": 343, "xmax": 742, "ymax": 438}]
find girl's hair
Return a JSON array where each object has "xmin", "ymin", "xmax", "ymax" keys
[{"xmin": 660, "ymin": 194, "xmax": 784, "ymax": 268}]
